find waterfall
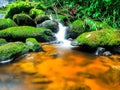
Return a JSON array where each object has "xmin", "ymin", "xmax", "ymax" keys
[
  {"xmin": 49, "ymin": 15, "xmax": 71, "ymax": 47},
  {"xmin": 0, "ymin": 0, "xmax": 15, "ymax": 8}
]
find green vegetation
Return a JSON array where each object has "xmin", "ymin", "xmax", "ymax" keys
[
  {"xmin": 0, "ymin": 42, "xmax": 28, "ymax": 61},
  {"xmin": 0, "ymin": 26, "xmax": 55, "ymax": 42},
  {"xmin": 34, "ymin": 15, "xmax": 50, "ymax": 24},
  {"xmin": 0, "ymin": 18, "xmax": 17, "ymax": 30},
  {"xmin": 26, "ymin": 38, "xmax": 43, "ymax": 52},
  {"xmin": 29, "ymin": 8, "xmax": 45, "ymax": 18},
  {"xmin": 0, "ymin": 38, "xmax": 7, "ymax": 46},
  {"xmin": 76, "ymin": 29, "xmax": 120, "ymax": 47},
  {"xmin": 13, "ymin": 13, "xmax": 36, "ymax": 26},
  {"xmin": 69, "ymin": 19, "xmax": 85, "ymax": 39}
]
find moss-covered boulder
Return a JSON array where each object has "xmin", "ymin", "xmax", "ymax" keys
[
  {"xmin": 76, "ymin": 29, "xmax": 120, "ymax": 47},
  {"xmin": 85, "ymin": 18, "xmax": 112, "ymax": 31},
  {"xmin": 0, "ymin": 26, "xmax": 55, "ymax": 42},
  {"xmin": 0, "ymin": 42, "xmax": 28, "ymax": 62},
  {"xmin": 0, "ymin": 38, "xmax": 7, "ymax": 46},
  {"xmin": 66, "ymin": 19, "xmax": 85, "ymax": 39},
  {"xmin": 37, "ymin": 20, "xmax": 59, "ymax": 33},
  {"xmin": 0, "ymin": 18, "xmax": 17, "ymax": 30},
  {"xmin": 5, "ymin": 1, "xmax": 34, "ymax": 19},
  {"xmin": 29, "ymin": 8, "xmax": 45, "ymax": 19},
  {"xmin": 26, "ymin": 38, "xmax": 43, "ymax": 52},
  {"xmin": 13, "ymin": 14, "xmax": 36, "ymax": 27},
  {"xmin": 34, "ymin": 15, "xmax": 50, "ymax": 24}
]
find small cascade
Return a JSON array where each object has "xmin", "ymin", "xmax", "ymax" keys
[{"xmin": 49, "ymin": 15, "xmax": 71, "ymax": 47}]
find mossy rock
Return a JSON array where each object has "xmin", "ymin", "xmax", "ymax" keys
[
  {"xmin": 29, "ymin": 8, "xmax": 45, "ymax": 19},
  {"xmin": 0, "ymin": 26, "xmax": 55, "ymax": 42},
  {"xmin": 26, "ymin": 38, "xmax": 43, "ymax": 52},
  {"xmin": 85, "ymin": 18, "xmax": 112, "ymax": 31},
  {"xmin": 37, "ymin": 20, "xmax": 59, "ymax": 33},
  {"xmin": 0, "ymin": 42, "xmax": 28, "ymax": 62},
  {"xmin": 0, "ymin": 38, "xmax": 7, "ymax": 45},
  {"xmin": 67, "ymin": 19, "xmax": 85, "ymax": 39},
  {"xmin": 76, "ymin": 29, "xmax": 120, "ymax": 47},
  {"xmin": 13, "ymin": 14, "xmax": 36, "ymax": 27},
  {"xmin": 5, "ymin": 1, "xmax": 34, "ymax": 19},
  {"xmin": 34, "ymin": 15, "xmax": 50, "ymax": 24},
  {"xmin": 0, "ymin": 18, "xmax": 17, "ymax": 30}
]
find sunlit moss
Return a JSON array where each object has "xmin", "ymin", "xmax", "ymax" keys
[
  {"xmin": 0, "ymin": 18, "xmax": 17, "ymax": 30},
  {"xmin": 0, "ymin": 26, "xmax": 55, "ymax": 42},
  {"xmin": 0, "ymin": 42, "xmax": 28, "ymax": 61},
  {"xmin": 76, "ymin": 29, "xmax": 120, "ymax": 47}
]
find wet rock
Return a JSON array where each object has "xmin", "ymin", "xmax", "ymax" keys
[
  {"xmin": 103, "ymin": 51, "xmax": 112, "ymax": 56},
  {"xmin": 31, "ymin": 78, "xmax": 52, "ymax": 84},
  {"xmin": 71, "ymin": 40, "xmax": 82, "ymax": 46},
  {"xmin": 95, "ymin": 47, "xmax": 105, "ymax": 56},
  {"xmin": 67, "ymin": 84, "xmax": 91, "ymax": 90},
  {"xmin": 37, "ymin": 20, "xmax": 59, "ymax": 33},
  {"xmin": 20, "ymin": 62, "xmax": 37, "ymax": 74},
  {"xmin": 26, "ymin": 38, "xmax": 43, "ymax": 52}
]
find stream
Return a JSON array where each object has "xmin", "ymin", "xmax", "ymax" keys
[{"xmin": 0, "ymin": 43, "xmax": 120, "ymax": 90}]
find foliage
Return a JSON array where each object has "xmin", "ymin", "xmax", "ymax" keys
[
  {"xmin": 0, "ymin": 26, "xmax": 55, "ymax": 42},
  {"xmin": 41, "ymin": 0, "xmax": 120, "ymax": 28},
  {"xmin": 0, "ymin": 38, "xmax": 7, "ymax": 46},
  {"xmin": 29, "ymin": 8, "xmax": 45, "ymax": 18}
]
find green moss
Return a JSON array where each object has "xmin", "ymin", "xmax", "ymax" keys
[
  {"xmin": 85, "ymin": 18, "xmax": 112, "ymax": 31},
  {"xmin": 13, "ymin": 14, "xmax": 36, "ymax": 26},
  {"xmin": 76, "ymin": 29, "xmax": 120, "ymax": 47},
  {"xmin": 69, "ymin": 19, "xmax": 85, "ymax": 39},
  {"xmin": 0, "ymin": 18, "xmax": 17, "ymax": 30},
  {"xmin": 29, "ymin": 8, "xmax": 45, "ymax": 19},
  {"xmin": 0, "ymin": 42, "xmax": 28, "ymax": 61},
  {"xmin": 0, "ymin": 26, "xmax": 55, "ymax": 42},
  {"xmin": 34, "ymin": 15, "xmax": 50, "ymax": 24},
  {"xmin": 0, "ymin": 38, "xmax": 7, "ymax": 45},
  {"xmin": 5, "ymin": 1, "xmax": 34, "ymax": 19},
  {"xmin": 26, "ymin": 38, "xmax": 43, "ymax": 52}
]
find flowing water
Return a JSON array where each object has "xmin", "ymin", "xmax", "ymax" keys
[
  {"xmin": 0, "ymin": 21, "xmax": 120, "ymax": 90},
  {"xmin": 0, "ymin": 44, "xmax": 120, "ymax": 90}
]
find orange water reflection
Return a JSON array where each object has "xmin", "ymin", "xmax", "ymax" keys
[{"xmin": 0, "ymin": 44, "xmax": 120, "ymax": 90}]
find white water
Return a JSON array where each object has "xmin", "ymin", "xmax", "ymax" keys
[{"xmin": 49, "ymin": 15, "xmax": 71, "ymax": 47}]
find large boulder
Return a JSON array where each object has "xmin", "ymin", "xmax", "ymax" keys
[
  {"xmin": 34, "ymin": 15, "xmax": 50, "ymax": 24},
  {"xmin": 0, "ymin": 18, "xmax": 17, "ymax": 30},
  {"xmin": 13, "ymin": 14, "xmax": 36, "ymax": 27},
  {"xmin": 0, "ymin": 42, "xmax": 28, "ymax": 62},
  {"xmin": 26, "ymin": 38, "xmax": 43, "ymax": 52},
  {"xmin": 37, "ymin": 20, "xmax": 59, "ymax": 33},
  {"xmin": 0, "ymin": 26, "xmax": 55, "ymax": 42},
  {"xmin": 76, "ymin": 29, "xmax": 120, "ymax": 47},
  {"xmin": 5, "ymin": 1, "xmax": 34, "ymax": 19},
  {"xmin": 66, "ymin": 19, "xmax": 85, "ymax": 39}
]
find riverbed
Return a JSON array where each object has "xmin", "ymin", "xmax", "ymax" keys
[{"xmin": 0, "ymin": 43, "xmax": 120, "ymax": 90}]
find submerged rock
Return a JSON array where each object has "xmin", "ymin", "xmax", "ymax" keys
[
  {"xmin": 103, "ymin": 51, "xmax": 112, "ymax": 56},
  {"xmin": 0, "ymin": 42, "xmax": 28, "ymax": 62},
  {"xmin": 0, "ymin": 26, "xmax": 55, "ymax": 42}
]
